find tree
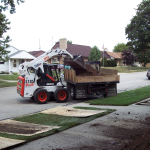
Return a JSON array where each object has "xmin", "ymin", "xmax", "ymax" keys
[
  {"xmin": 67, "ymin": 40, "xmax": 72, "ymax": 44},
  {"xmin": 113, "ymin": 43, "xmax": 128, "ymax": 52},
  {"xmin": 88, "ymin": 46, "xmax": 101, "ymax": 61},
  {"xmin": 136, "ymin": 50, "xmax": 150, "ymax": 67},
  {"xmin": 125, "ymin": 0, "xmax": 150, "ymax": 54},
  {"xmin": 121, "ymin": 49, "xmax": 137, "ymax": 66},
  {"xmin": 0, "ymin": 0, "xmax": 24, "ymax": 62}
]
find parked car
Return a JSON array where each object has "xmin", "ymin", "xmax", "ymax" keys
[{"xmin": 146, "ymin": 69, "xmax": 150, "ymax": 80}]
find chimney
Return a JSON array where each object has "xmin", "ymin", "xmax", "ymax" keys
[{"xmin": 59, "ymin": 38, "xmax": 67, "ymax": 50}]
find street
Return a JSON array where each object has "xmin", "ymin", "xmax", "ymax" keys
[
  {"xmin": 0, "ymin": 71, "xmax": 149, "ymax": 121},
  {"xmin": 117, "ymin": 71, "xmax": 150, "ymax": 93}
]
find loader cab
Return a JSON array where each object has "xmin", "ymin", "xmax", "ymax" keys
[{"xmin": 37, "ymin": 64, "xmax": 60, "ymax": 86}]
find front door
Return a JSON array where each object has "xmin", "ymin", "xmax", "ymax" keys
[{"xmin": 13, "ymin": 59, "xmax": 17, "ymax": 72}]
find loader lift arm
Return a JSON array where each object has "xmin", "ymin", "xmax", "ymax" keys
[{"xmin": 19, "ymin": 48, "xmax": 73, "ymax": 76}]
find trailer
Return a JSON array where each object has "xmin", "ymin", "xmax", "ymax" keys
[{"xmin": 64, "ymin": 68, "xmax": 120, "ymax": 99}]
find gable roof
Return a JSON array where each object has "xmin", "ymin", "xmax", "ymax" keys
[
  {"xmin": 9, "ymin": 50, "xmax": 35, "ymax": 59},
  {"xmin": 101, "ymin": 51, "xmax": 111, "ymax": 59},
  {"xmin": 106, "ymin": 51, "xmax": 122, "ymax": 59},
  {"xmin": 28, "ymin": 50, "xmax": 45, "ymax": 58},
  {"xmin": 52, "ymin": 42, "xmax": 92, "ymax": 57}
]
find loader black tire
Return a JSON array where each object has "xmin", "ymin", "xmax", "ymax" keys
[
  {"xmin": 34, "ymin": 89, "xmax": 50, "ymax": 104},
  {"xmin": 54, "ymin": 88, "xmax": 69, "ymax": 103}
]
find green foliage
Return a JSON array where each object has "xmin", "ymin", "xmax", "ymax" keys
[
  {"xmin": 125, "ymin": 0, "xmax": 150, "ymax": 53},
  {"xmin": 136, "ymin": 50, "xmax": 150, "ymax": 67},
  {"xmin": 121, "ymin": 49, "xmax": 137, "ymax": 66},
  {"xmin": 107, "ymin": 59, "xmax": 117, "ymax": 67},
  {"xmin": 113, "ymin": 43, "xmax": 128, "ymax": 52},
  {"xmin": 88, "ymin": 46, "xmax": 101, "ymax": 61},
  {"xmin": 0, "ymin": 0, "xmax": 24, "ymax": 62},
  {"xmin": 101, "ymin": 57, "xmax": 108, "ymax": 67},
  {"xmin": 67, "ymin": 40, "xmax": 72, "ymax": 44}
]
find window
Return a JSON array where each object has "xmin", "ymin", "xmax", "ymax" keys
[
  {"xmin": 19, "ymin": 60, "xmax": 24, "ymax": 64},
  {"xmin": 13, "ymin": 60, "xmax": 16, "ymax": 67},
  {"xmin": 52, "ymin": 57, "xmax": 58, "ymax": 63},
  {"xmin": 0, "ymin": 62, "xmax": 4, "ymax": 64}
]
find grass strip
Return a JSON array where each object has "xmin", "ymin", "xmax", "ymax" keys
[
  {"xmin": 0, "ymin": 80, "xmax": 17, "ymax": 88},
  {"xmin": 0, "ymin": 107, "xmax": 115, "ymax": 141},
  {"xmin": 0, "ymin": 74, "xmax": 19, "ymax": 80},
  {"xmin": 85, "ymin": 85, "xmax": 150, "ymax": 106},
  {"xmin": 102, "ymin": 67, "xmax": 149, "ymax": 73}
]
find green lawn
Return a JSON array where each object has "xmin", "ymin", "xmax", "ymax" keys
[
  {"xmin": 0, "ymin": 80, "xmax": 17, "ymax": 88},
  {"xmin": 0, "ymin": 107, "xmax": 115, "ymax": 141},
  {"xmin": 85, "ymin": 85, "xmax": 150, "ymax": 106},
  {"xmin": 0, "ymin": 74, "xmax": 19, "ymax": 80},
  {"xmin": 102, "ymin": 66, "xmax": 149, "ymax": 73}
]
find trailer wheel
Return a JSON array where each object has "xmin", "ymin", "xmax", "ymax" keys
[
  {"xmin": 54, "ymin": 88, "xmax": 69, "ymax": 103},
  {"xmin": 34, "ymin": 89, "xmax": 49, "ymax": 104}
]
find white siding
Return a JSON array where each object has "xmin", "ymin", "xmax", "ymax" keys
[{"xmin": 11, "ymin": 51, "xmax": 35, "ymax": 59}]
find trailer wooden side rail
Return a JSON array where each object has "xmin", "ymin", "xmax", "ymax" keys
[{"xmin": 64, "ymin": 69, "xmax": 120, "ymax": 83}]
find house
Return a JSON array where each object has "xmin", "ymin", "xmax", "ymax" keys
[
  {"xmin": 100, "ymin": 51, "xmax": 111, "ymax": 60},
  {"xmin": 51, "ymin": 38, "xmax": 124, "ymax": 66},
  {"xmin": 28, "ymin": 50, "xmax": 45, "ymax": 58},
  {"xmin": 0, "ymin": 46, "xmax": 35, "ymax": 73},
  {"xmin": 52, "ymin": 38, "xmax": 92, "ymax": 64},
  {"xmin": 105, "ymin": 51, "xmax": 124, "ymax": 66}
]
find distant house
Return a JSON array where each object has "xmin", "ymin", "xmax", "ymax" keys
[
  {"xmin": 0, "ymin": 46, "xmax": 35, "ymax": 73},
  {"xmin": 100, "ymin": 51, "xmax": 111, "ymax": 60},
  {"xmin": 51, "ymin": 38, "xmax": 125, "ymax": 66},
  {"xmin": 52, "ymin": 38, "xmax": 92, "ymax": 64},
  {"xmin": 28, "ymin": 50, "xmax": 45, "ymax": 58},
  {"xmin": 105, "ymin": 51, "xmax": 124, "ymax": 66}
]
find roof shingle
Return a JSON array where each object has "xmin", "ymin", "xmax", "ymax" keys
[
  {"xmin": 106, "ymin": 51, "xmax": 122, "ymax": 59},
  {"xmin": 28, "ymin": 50, "xmax": 45, "ymax": 58},
  {"xmin": 52, "ymin": 42, "xmax": 92, "ymax": 57}
]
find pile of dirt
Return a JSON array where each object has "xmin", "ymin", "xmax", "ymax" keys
[
  {"xmin": 121, "ymin": 117, "xmax": 150, "ymax": 150},
  {"xmin": 75, "ymin": 64, "xmax": 101, "ymax": 76}
]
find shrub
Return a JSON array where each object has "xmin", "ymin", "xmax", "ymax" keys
[
  {"xmin": 101, "ymin": 57, "xmax": 108, "ymax": 67},
  {"xmin": 0, "ymin": 71, "xmax": 9, "ymax": 74},
  {"xmin": 107, "ymin": 60, "xmax": 117, "ymax": 67},
  {"xmin": 13, "ymin": 72, "xmax": 18, "ymax": 75}
]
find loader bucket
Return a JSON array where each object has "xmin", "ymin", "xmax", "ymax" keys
[{"xmin": 64, "ymin": 55, "xmax": 86, "ymax": 70}]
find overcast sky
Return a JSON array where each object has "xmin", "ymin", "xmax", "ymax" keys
[{"xmin": 5, "ymin": 0, "xmax": 143, "ymax": 52}]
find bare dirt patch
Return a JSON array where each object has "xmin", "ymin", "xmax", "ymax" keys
[{"xmin": 0, "ymin": 119, "xmax": 60, "ymax": 136}]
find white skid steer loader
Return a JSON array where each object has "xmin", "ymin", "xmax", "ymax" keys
[{"xmin": 17, "ymin": 48, "xmax": 85, "ymax": 104}]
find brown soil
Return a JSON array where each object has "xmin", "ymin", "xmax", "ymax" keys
[
  {"xmin": 63, "ymin": 117, "xmax": 150, "ymax": 150},
  {"xmin": 75, "ymin": 64, "xmax": 101, "ymax": 76},
  {"xmin": 0, "ymin": 123, "xmax": 40, "ymax": 134},
  {"xmin": 121, "ymin": 117, "xmax": 150, "ymax": 150}
]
